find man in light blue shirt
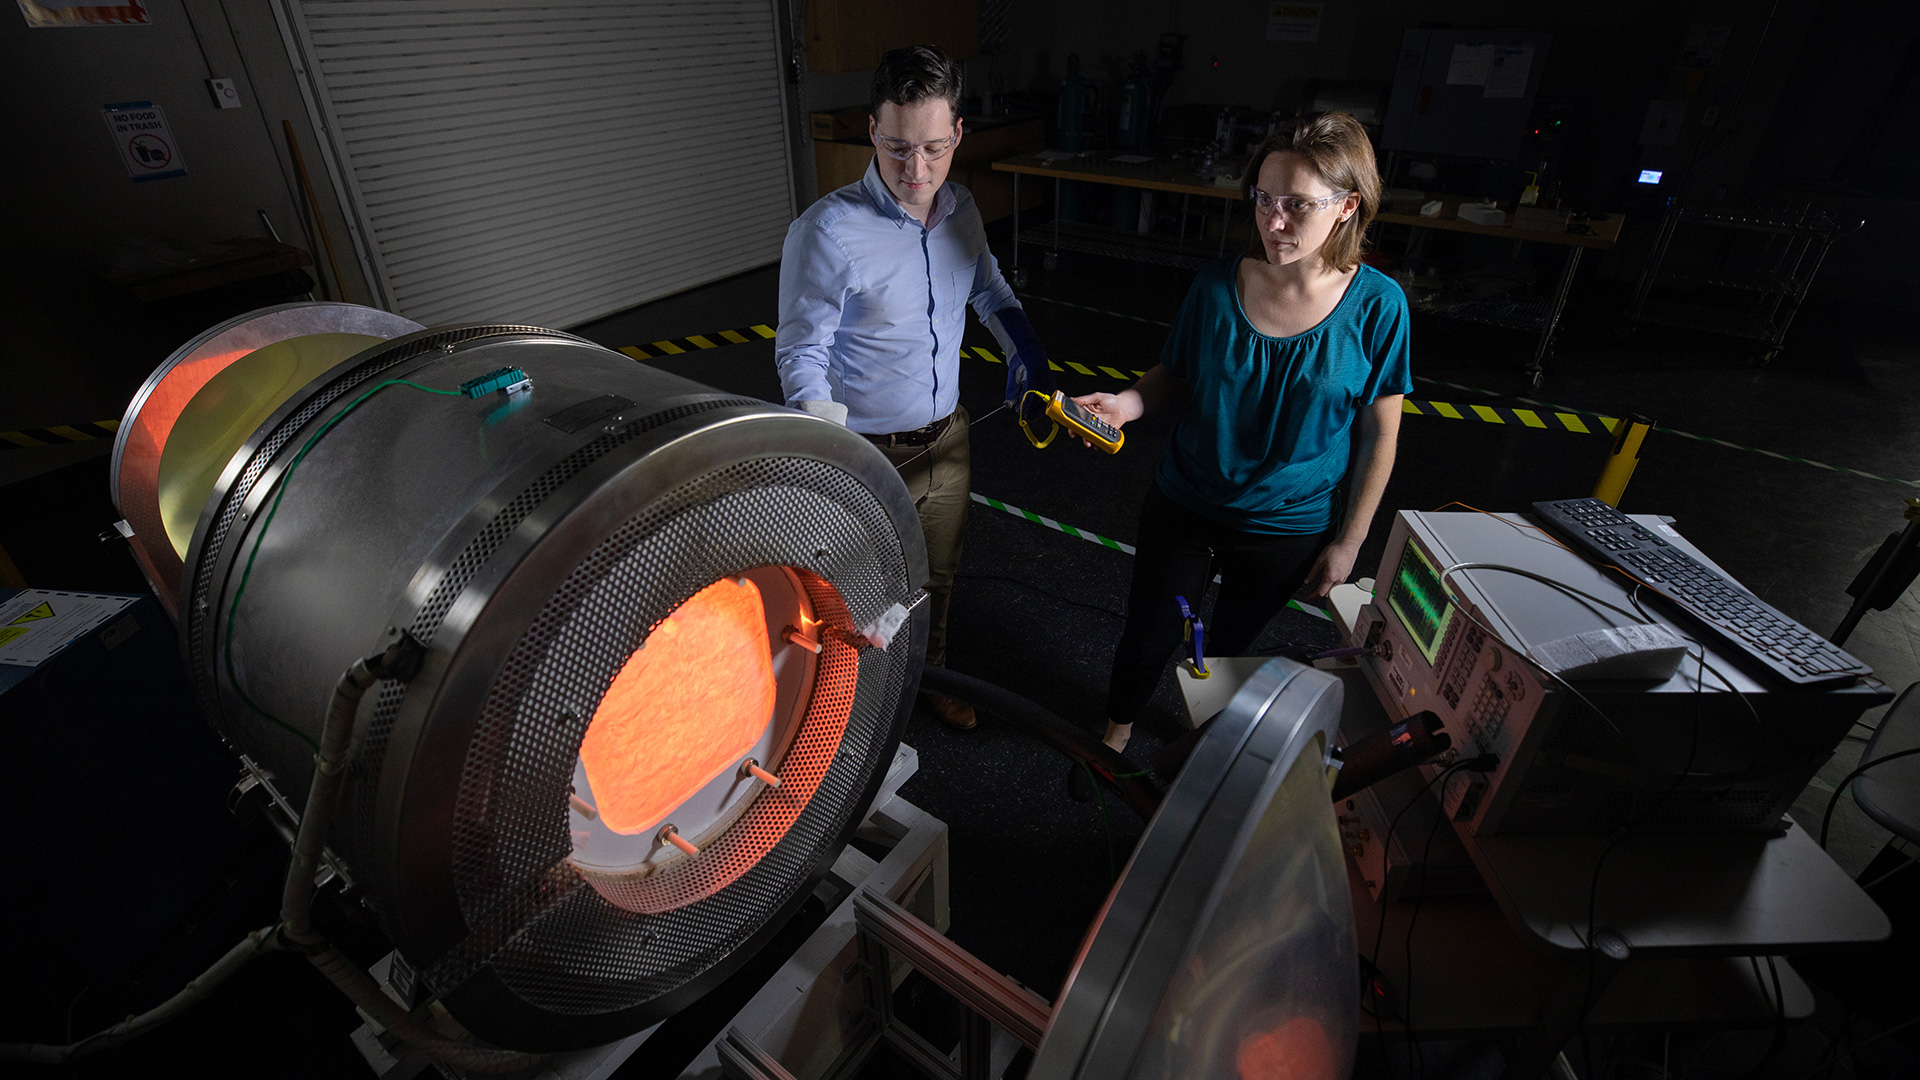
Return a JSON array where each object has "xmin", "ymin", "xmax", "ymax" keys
[{"xmin": 777, "ymin": 45, "xmax": 1053, "ymax": 729}]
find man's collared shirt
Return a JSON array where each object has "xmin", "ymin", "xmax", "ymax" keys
[{"xmin": 776, "ymin": 160, "xmax": 1019, "ymax": 435}]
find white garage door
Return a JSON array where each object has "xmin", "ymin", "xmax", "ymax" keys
[{"xmin": 277, "ymin": 0, "xmax": 795, "ymax": 328}]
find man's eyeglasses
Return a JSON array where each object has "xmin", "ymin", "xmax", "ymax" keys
[
  {"xmin": 1249, "ymin": 189, "xmax": 1353, "ymax": 218},
  {"xmin": 874, "ymin": 130, "xmax": 960, "ymax": 162}
]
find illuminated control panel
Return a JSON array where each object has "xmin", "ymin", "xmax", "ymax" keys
[
  {"xmin": 1352, "ymin": 516, "xmax": 1548, "ymax": 834},
  {"xmin": 1345, "ymin": 509, "xmax": 1879, "ymax": 838}
]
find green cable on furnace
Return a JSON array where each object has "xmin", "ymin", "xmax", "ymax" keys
[{"xmin": 222, "ymin": 379, "xmax": 467, "ymax": 753}]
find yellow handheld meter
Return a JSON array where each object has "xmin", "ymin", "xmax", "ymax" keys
[{"xmin": 1046, "ymin": 391, "xmax": 1124, "ymax": 454}]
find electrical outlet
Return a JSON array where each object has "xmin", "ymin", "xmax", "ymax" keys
[{"xmin": 207, "ymin": 78, "xmax": 241, "ymax": 110}]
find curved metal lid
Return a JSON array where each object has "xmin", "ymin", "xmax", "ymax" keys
[
  {"xmin": 1031, "ymin": 658, "xmax": 1357, "ymax": 1080},
  {"xmin": 111, "ymin": 302, "xmax": 421, "ymax": 613}
]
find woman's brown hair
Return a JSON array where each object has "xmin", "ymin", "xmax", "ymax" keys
[{"xmin": 1239, "ymin": 112, "xmax": 1380, "ymax": 272}]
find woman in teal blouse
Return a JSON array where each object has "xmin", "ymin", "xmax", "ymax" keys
[{"xmin": 1074, "ymin": 112, "xmax": 1412, "ymax": 752}]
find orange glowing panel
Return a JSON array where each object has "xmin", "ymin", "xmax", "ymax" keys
[
  {"xmin": 579, "ymin": 578, "xmax": 776, "ymax": 836},
  {"xmin": 1235, "ymin": 1017, "xmax": 1337, "ymax": 1080}
]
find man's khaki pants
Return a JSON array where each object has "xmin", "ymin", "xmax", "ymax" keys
[{"xmin": 872, "ymin": 404, "xmax": 969, "ymax": 667}]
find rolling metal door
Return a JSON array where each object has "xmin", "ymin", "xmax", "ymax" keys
[{"xmin": 278, "ymin": 1, "xmax": 795, "ymax": 328}]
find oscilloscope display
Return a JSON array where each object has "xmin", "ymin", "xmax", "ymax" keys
[{"xmin": 1388, "ymin": 539, "xmax": 1455, "ymax": 666}]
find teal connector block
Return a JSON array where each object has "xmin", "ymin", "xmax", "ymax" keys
[{"xmin": 460, "ymin": 367, "xmax": 532, "ymax": 398}]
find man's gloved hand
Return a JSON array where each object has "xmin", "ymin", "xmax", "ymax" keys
[
  {"xmin": 992, "ymin": 306, "xmax": 1056, "ymax": 427},
  {"xmin": 1007, "ymin": 344, "xmax": 1058, "ymax": 427},
  {"xmin": 792, "ymin": 399, "xmax": 849, "ymax": 425}
]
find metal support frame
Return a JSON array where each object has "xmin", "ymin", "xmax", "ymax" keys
[
  {"xmin": 678, "ymin": 776, "xmax": 952, "ymax": 1080},
  {"xmin": 1626, "ymin": 200, "xmax": 1682, "ymax": 323},
  {"xmin": 1626, "ymin": 200, "xmax": 1861, "ymax": 357},
  {"xmin": 1370, "ymin": 218, "xmax": 1589, "ymax": 387},
  {"xmin": 1528, "ymin": 246, "xmax": 1584, "ymax": 385},
  {"xmin": 851, "ymin": 888, "xmax": 1051, "ymax": 1080},
  {"xmin": 719, "ymin": 1027, "xmax": 802, "ymax": 1080},
  {"xmin": 230, "ymin": 755, "xmax": 354, "ymax": 890}
]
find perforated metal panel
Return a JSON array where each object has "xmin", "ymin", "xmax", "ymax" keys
[
  {"xmin": 433, "ymin": 458, "xmax": 913, "ymax": 1016},
  {"xmin": 347, "ymin": 395, "xmax": 756, "ymax": 868},
  {"xmin": 184, "ymin": 324, "xmax": 579, "ymax": 760},
  {"xmin": 277, "ymin": 0, "xmax": 797, "ymax": 327}
]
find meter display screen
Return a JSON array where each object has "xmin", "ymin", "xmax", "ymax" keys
[{"xmin": 1387, "ymin": 538, "xmax": 1454, "ymax": 667}]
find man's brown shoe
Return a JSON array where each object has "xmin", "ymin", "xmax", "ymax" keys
[{"xmin": 925, "ymin": 692, "xmax": 977, "ymax": 730}]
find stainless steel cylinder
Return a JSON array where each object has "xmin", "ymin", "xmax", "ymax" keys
[
  {"xmin": 111, "ymin": 302, "xmax": 424, "ymax": 616},
  {"xmin": 130, "ymin": 311, "xmax": 928, "ymax": 1050}
]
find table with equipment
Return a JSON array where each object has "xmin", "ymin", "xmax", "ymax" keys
[
  {"xmin": 991, "ymin": 151, "xmax": 1244, "ymax": 280},
  {"xmin": 1177, "ymin": 507, "xmax": 1890, "ymax": 1078},
  {"xmin": 1372, "ymin": 195, "xmax": 1624, "ymax": 387}
]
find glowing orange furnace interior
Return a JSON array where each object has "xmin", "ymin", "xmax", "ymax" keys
[{"xmin": 578, "ymin": 577, "xmax": 778, "ymax": 836}]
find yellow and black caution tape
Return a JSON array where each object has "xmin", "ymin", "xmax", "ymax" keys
[
  {"xmin": 618, "ymin": 320, "xmax": 1150, "ymax": 382},
  {"xmin": 958, "ymin": 344, "xmax": 1147, "ymax": 381},
  {"xmin": 616, "ymin": 323, "xmax": 774, "ymax": 361},
  {"xmin": 1402, "ymin": 399, "xmax": 1621, "ymax": 435},
  {"xmin": 1417, "ymin": 375, "xmax": 1920, "ymax": 489},
  {"xmin": 0, "ymin": 419, "xmax": 119, "ymax": 453}
]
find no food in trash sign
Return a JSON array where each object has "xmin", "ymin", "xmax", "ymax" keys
[{"xmin": 102, "ymin": 100, "xmax": 187, "ymax": 182}]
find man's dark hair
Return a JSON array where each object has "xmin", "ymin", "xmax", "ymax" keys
[{"xmin": 869, "ymin": 45, "xmax": 963, "ymax": 118}]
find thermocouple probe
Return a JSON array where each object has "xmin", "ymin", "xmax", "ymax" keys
[{"xmin": 1329, "ymin": 711, "xmax": 1451, "ymax": 802}]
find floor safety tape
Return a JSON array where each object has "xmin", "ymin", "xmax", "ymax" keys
[
  {"xmin": 0, "ymin": 420, "xmax": 120, "ymax": 453},
  {"xmin": 1404, "ymin": 398, "xmax": 1620, "ymax": 435},
  {"xmin": 968, "ymin": 490, "xmax": 1332, "ymax": 621},
  {"xmin": 1415, "ymin": 375, "xmax": 1920, "ymax": 490},
  {"xmin": 617, "ymin": 323, "xmax": 774, "ymax": 361},
  {"xmin": 960, "ymin": 344, "xmax": 1148, "ymax": 382}
]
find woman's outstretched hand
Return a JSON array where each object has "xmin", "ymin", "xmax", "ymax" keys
[
  {"xmin": 1300, "ymin": 537, "xmax": 1362, "ymax": 600},
  {"xmin": 1070, "ymin": 391, "xmax": 1142, "ymax": 448}
]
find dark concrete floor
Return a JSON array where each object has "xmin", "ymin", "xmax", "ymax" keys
[{"xmin": 2, "ymin": 226, "xmax": 1914, "ymax": 1078}]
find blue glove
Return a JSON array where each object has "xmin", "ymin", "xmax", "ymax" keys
[{"xmin": 990, "ymin": 306, "xmax": 1056, "ymax": 425}]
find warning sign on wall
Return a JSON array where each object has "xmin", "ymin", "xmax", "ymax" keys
[
  {"xmin": 102, "ymin": 100, "xmax": 186, "ymax": 182},
  {"xmin": 17, "ymin": 1, "xmax": 149, "ymax": 28}
]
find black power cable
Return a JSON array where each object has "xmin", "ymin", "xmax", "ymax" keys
[
  {"xmin": 1366, "ymin": 761, "xmax": 1466, "ymax": 1076},
  {"xmin": 1364, "ymin": 754, "xmax": 1498, "ymax": 1077},
  {"xmin": 1402, "ymin": 783, "xmax": 1460, "ymax": 1080},
  {"xmin": 1740, "ymin": 956, "xmax": 1787, "ymax": 1079},
  {"xmin": 1576, "ymin": 641, "xmax": 1708, "ymax": 1078}
]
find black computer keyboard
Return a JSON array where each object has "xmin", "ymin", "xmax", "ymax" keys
[{"xmin": 1530, "ymin": 498, "xmax": 1871, "ymax": 686}]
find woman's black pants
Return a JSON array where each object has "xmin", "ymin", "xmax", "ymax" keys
[{"xmin": 1105, "ymin": 484, "xmax": 1330, "ymax": 727}]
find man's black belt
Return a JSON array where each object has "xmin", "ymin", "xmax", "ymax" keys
[{"xmin": 863, "ymin": 413, "xmax": 953, "ymax": 448}]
